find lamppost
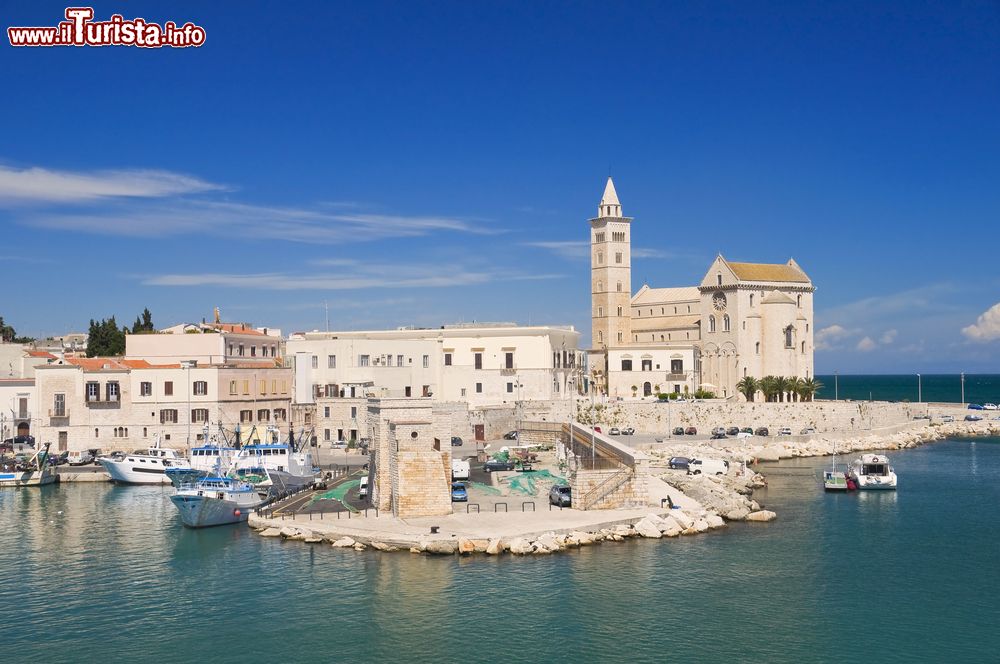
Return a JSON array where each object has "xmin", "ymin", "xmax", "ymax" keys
[
  {"xmin": 834, "ymin": 371, "xmax": 839, "ymax": 401},
  {"xmin": 917, "ymin": 373, "xmax": 922, "ymax": 403},
  {"xmin": 961, "ymin": 372, "xmax": 965, "ymax": 405}
]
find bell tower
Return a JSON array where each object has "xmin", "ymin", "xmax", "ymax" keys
[{"xmin": 590, "ymin": 177, "xmax": 633, "ymax": 351}]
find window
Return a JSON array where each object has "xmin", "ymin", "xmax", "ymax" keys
[
  {"xmin": 717, "ymin": 274, "xmax": 722, "ymax": 286},
  {"xmin": 160, "ymin": 409, "xmax": 178, "ymax": 424},
  {"xmin": 617, "ymin": 332, "xmax": 623, "ymax": 342},
  {"xmin": 422, "ymin": 385, "xmax": 430, "ymax": 397},
  {"xmin": 723, "ymin": 315, "xmax": 730, "ymax": 332},
  {"xmin": 474, "ymin": 352, "xmax": 483, "ymax": 370},
  {"xmin": 797, "ymin": 294, "xmax": 802, "ymax": 308},
  {"xmin": 228, "ymin": 344, "xmax": 234, "ymax": 355},
  {"xmin": 505, "ymin": 352, "xmax": 514, "ymax": 369},
  {"xmin": 350, "ymin": 406, "xmax": 357, "ymax": 418},
  {"xmin": 238, "ymin": 344, "xmax": 244, "ymax": 356},
  {"xmin": 595, "ymin": 232, "xmax": 605, "ymax": 242},
  {"xmin": 86, "ymin": 382, "xmax": 99, "ymax": 402},
  {"xmin": 507, "ymin": 382, "xmax": 513, "ymax": 393},
  {"xmin": 404, "ymin": 386, "xmax": 412, "ymax": 397},
  {"xmin": 709, "ymin": 315, "xmax": 716, "ymax": 333},
  {"xmin": 95, "ymin": 428, "xmax": 99, "ymax": 438},
  {"xmin": 164, "ymin": 381, "xmax": 173, "ymax": 396},
  {"xmin": 191, "ymin": 408, "xmax": 209, "ymax": 423},
  {"xmin": 259, "ymin": 381, "xmax": 266, "ymax": 396},
  {"xmin": 756, "ymin": 342, "xmax": 761, "ymax": 355},
  {"xmin": 107, "ymin": 381, "xmax": 120, "ymax": 402},
  {"xmin": 242, "ymin": 380, "xmax": 249, "ymax": 395},
  {"xmin": 597, "ymin": 251, "xmax": 603, "ymax": 264},
  {"xmin": 671, "ymin": 359, "xmax": 684, "ymax": 374},
  {"xmin": 475, "ymin": 382, "xmax": 482, "ymax": 393},
  {"xmin": 324, "ymin": 406, "xmax": 330, "ymax": 417},
  {"xmin": 621, "ymin": 359, "xmax": 633, "ymax": 371},
  {"xmin": 193, "ymin": 381, "xmax": 208, "ymax": 396},
  {"xmin": 257, "ymin": 409, "xmax": 270, "ymax": 422},
  {"xmin": 311, "ymin": 355, "xmax": 318, "ymax": 369},
  {"xmin": 615, "ymin": 252, "xmax": 622, "ymax": 264},
  {"xmin": 617, "ymin": 306, "xmax": 622, "ymax": 316},
  {"xmin": 801, "ymin": 341, "xmax": 806, "ymax": 354},
  {"xmin": 240, "ymin": 410, "xmax": 253, "ymax": 423},
  {"xmin": 251, "ymin": 346, "xmax": 257, "ymax": 357},
  {"xmin": 271, "ymin": 380, "xmax": 277, "ymax": 394},
  {"xmin": 641, "ymin": 359, "xmax": 652, "ymax": 371},
  {"xmin": 444, "ymin": 353, "xmax": 452, "ymax": 366},
  {"xmin": 598, "ymin": 307, "xmax": 604, "ymax": 317},
  {"xmin": 597, "ymin": 280, "xmax": 603, "ymax": 292},
  {"xmin": 616, "ymin": 281, "xmax": 622, "ymax": 292},
  {"xmin": 750, "ymin": 294, "xmax": 754, "ymax": 307},
  {"xmin": 785, "ymin": 326, "xmax": 794, "ymax": 348},
  {"xmin": 461, "ymin": 388, "xmax": 467, "ymax": 397},
  {"xmin": 359, "ymin": 355, "xmax": 370, "ymax": 367},
  {"xmin": 328, "ymin": 355, "xmax": 336, "ymax": 368},
  {"xmin": 397, "ymin": 355, "xmax": 405, "ymax": 366},
  {"xmin": 281, "ymin": 381, "xmax": 287, "ymax": 393},
  {"xmin": 140, "ymin": 382, "xmax": 152, "ymax": 397},
  {"xmin": 422, "ymin": 355, "xmax": 429, "ymax": 368},
  {"xmin": 806, "ymin": 323, "xmax": 810, "ymax": 332},
  {"xmin": 274, "ymin": 408, "xmax": 286, "ymax": 421},
  {"xmin": 324, "ymin": 429, "xmax": 331, "ymax": 441},
  {"xmin": 229, "ymin": 380, "xmax": 237, "ymax": 395},
  {"xmin": 598, "ymin": 331, "xmax": 603, "ymax": 343}
]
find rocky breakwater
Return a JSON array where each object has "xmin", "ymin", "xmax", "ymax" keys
[{"xmin": 665, "ymin": 470, "xmax": 769, "ymax": 522}]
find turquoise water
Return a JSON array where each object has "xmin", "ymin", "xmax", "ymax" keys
[
  {"xmin": 816, "ymin": 373, "xmax": 1000, "ymax": 404},
  {"xmin": 3, "ymin": 438, "xmax": 999, "ymax": 662}
]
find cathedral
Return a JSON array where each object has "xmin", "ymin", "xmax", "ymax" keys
[{"xmin": 588, "ymin": 177, "xmax": 815, "ymax": 400}]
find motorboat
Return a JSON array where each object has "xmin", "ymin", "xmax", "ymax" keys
[
  {"xmin": 165, "ymin": 444, "xmax": 240, "ymax": 487},
  {"xmin": 849, "ymin": 453, "xmax": 898, "ymax": 490},
  {"xmin": 169, "ymin": 475, "xmax": 267, "ymax": 528},
  {"xmin": 823, "ymin": 443, "xmax": 854, "ymax": 491},
  {"xmin": 98, "ymin": 437, "xmax": 186, "ymax": 485},
  {"xmin": 0, "ymin": 444, "xmax": 58, "ymax": 487},
  {"xmin": 235, "ymin": 442, "xmax": 319, "ymax": 495}
]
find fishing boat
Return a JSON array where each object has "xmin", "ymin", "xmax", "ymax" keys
[
  {"xmin": 97, "ymin": 436, "xmax": 187, "ymax": 485},
  {"xmin": 165, "ymin": 444, "xmax": 240, "ymax": 487},
  {"xmin": 823, "ymin": 444, "xmax": 853, "ymax": 491},
  {"xmin": 849, "ymin": 453, "xmax": 898, "ymax": 490},
  {"xmin": 169, "ymin": 475, "xmax": 267, "ymax": 528},
  {"xmin": 0, "ymin": 443, "xmax": 58, "ymax": 487}
]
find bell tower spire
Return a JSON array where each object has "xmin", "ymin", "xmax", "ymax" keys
[
  {"xmin": 590, "ymin": 177, "xmax": 633, "ymax": 360},
  {"xmin": 598, "ymin": 177, "xmax": 622, "ymax": 218}
]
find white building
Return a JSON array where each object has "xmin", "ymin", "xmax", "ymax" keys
[
  {"xmin": 589, "ymin": 177, "xmax": 815, "ymax": 400},
  {"xmin": 127, "ymin": 321, "xmax": 282, "ymax": 367}
]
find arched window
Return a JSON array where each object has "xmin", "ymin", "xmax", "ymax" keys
[
  {"xmin": 785, "ymin": 326, "xmax": 794, "ymax": 348},
  {"xmin": 797, "ymin": 294, "xmax": 802, "ymax": 308},
  {"xmin": 617, "ymin": 306, "xmax": 622, "ymax": 316},
  {"xmin": 750, "ymin": 294, "xmax": 754, "ymax": 307},
  {"xmin": 755, "ymin": 342, "xmax": 760, "ymax": 355},
  {"xmin": 598, "ymin": 307, "xmax": 603, "ymax": 317},
  {"xmin": 616, "ymin": 281, "xmax": 622, "ymax": 292},
  {"xmin": 598, "ymin": 331, "xmax": 603, "ymax": 343},
  {"xmin": 723, "ymin": 315, "xmax": 730, "ymax": 332},
  {"xmin": 709, "ymin": 315, "xmax": 716, "ymax": 333},
  {"xmin": 95, "ymin": 428, "xmax": 99, "ymax": 438},
  {"xmin": 617, "ymin": 332, "xmax": 623, "ymax": 342},
  {"xmin": 801, "ymin": 341, "xmax": 806, "ymax": 354},
  {"xmin": 717, "ymin": 274, "xmax": 722, "ymax": 286}
]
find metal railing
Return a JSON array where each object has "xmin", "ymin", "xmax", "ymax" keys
[{"xmin": 578, "ymin": 466, "xmax": 633, "ymax": 511}]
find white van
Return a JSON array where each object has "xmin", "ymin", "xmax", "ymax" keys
[
  {"xmin": 688, "ymin": 458, "xmax": 730, "ymax": 476},
  {"xmin": 358, "ymin": 475, "xmax": 369, "ymax": 498},
  {"xmin": 452, "ymin": 459, "xmax": 470, "ymax": 481}
]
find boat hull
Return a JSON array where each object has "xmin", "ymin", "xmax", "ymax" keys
[
  {"xmin": 99, "ymin": 458, "xmax": 172, "ymax": 485},
  {"xmin": 0, "ymin": 469, "xmax": 57, "ymax": 487},
  {"xmin": 169, "ymin": 493, "xmax": 262, "ymax": 528}
]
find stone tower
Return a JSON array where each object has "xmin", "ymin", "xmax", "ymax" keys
[{"xmin": 590, "ymin": 177, "xmax": 633, "ymax": 350}]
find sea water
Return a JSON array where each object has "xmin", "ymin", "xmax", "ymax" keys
[
  {"xmin": 815, "ymin": 373, "xmax": 1000, "ymax": 405},
  {"xmin": 2, "ymin": 438, "xmax": 999, "ymax": 663}
]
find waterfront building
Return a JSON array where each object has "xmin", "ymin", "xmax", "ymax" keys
[
  {"xmin": 589, "ymin": 178, "xmax": 815, "ymax": 400},
  {"xmin": 286, "ymin": 324, "xmax": 582, "ymax": 443},
  {"xmin": 126, "ymin": 319, "xmax": 283, "ymax": 367}
]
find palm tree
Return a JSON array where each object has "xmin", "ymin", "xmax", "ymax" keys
[
  {"xmin": 800, "ymin": 378, "xmax": 823, "ymax": 402},
  {"xmin": 774, "ymin": 376, "xmax": 791, "ymax": 402},
  {"xmin": 759, "ymin": 375, "xmax": 779, "ymax": 402},
  {"xmin": 736, "ymin": 376, "xmax": 758, "ymax": 402},
  {"xmin": 787, "ymin": 377, "xmax": 805, "ymax": 403}
]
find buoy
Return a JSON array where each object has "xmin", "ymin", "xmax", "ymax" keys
[{"xmin": 233, "ymin": 509, "xmax": 241, "ymax": 517}]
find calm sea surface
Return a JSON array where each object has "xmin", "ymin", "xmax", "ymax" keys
[
  {"xmin": 3, "ymin": 438, "xmax": 1000, "ymax": 663},
  {"xmin": 816, "ymin": 373, "xmax": 1000, "ymax": 404}
]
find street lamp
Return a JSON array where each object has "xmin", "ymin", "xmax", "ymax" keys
[
  {"xmin": 834, "ymin": 371, "xmax": 839, "ymax": 401},
  {"xmin": 917, "ymin": 373, "xmax": 922, "ymax": 403},
  {"xmin": 961, "ymin": 372, "xmax": 965, "ymax": 405}
]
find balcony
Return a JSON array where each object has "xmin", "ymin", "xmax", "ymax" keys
[
  {"xmin": 86, "ymin": 396, "xmax": 121, "ymax": 409},
  {"xmin": 48, "ymin": 408, "xmax": 70, "ymax": 422},
  {"xmin": 500, "ymin": 367, "xmax": 517, "ymax": 376},
  {"xmin": 665, "ymin": 372, "xmax": 689, "ymax": 381}
]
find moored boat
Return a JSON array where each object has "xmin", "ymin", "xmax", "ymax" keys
[
  {"xmin": 169, "ymin": 476, "xmax": 267, "ymax": 528},
  {"xmin": 849, "ymin": 453, "xmax": 898, "ymax": 490},
  {"xmin": 98, "ymin": 438, "xmax": 186, "ymax": 485},
  {"xmin": 0, "ymin": 444, "xmax": 58, "ymax": 487}
]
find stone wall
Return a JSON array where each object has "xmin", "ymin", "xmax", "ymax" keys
[{"xmin": 573, "ymin": 399, "xmax": 920, "ymax": 435}]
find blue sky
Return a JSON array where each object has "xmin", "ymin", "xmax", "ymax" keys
[{"xmin": 1, "ymin": 1, "xmax": 998, "ymax": 373}]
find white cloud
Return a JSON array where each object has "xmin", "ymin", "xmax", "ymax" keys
[
  {"xmin": 0, "ymin": 164, "xmax": 224, "ymax": 202},
  {"xmin": 880, "ymin": 329, "xmax": 898, "ymax": 345},
  {"xmin": 856, "ymin": 336, "xmax": 877, "ymax": 352},
  {"xmin": 522, "ymin": 241, "xmax": 590, "ymax": 259},
  {"xmin": 962, "ymin": 303, "xmax": 1000, "ymax": 342},
  {"xmin": 815, "ymin": 324, "xmax": 859, "ymax": 350}
]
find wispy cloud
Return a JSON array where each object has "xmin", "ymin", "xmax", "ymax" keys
[
  {"xmin": 0, "ymin": 163, "xmax": 224, "ymax": 203},
  {"xmin": 962, "ymin": 302, "xmax": 1000, "ymax": 342},
  {"xmin": 856, "ymin": 336, "xmax": 877, "ymax": 352},
  {"xmin": 523, "ymin": 240, "xmax": 687, "ymax": 262}
]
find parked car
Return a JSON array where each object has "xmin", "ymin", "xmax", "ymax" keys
[
  {"xmin": 968, "ymin": 404, "xmax": 984, "ymax": 410},
  {"xmin": 621, "ymin": 427, "xmax": 635, "ymax": 435},
  {"xmin": 800, "ymin": 427, "xmax": 816, "ymax": 435},
  {"xmin": 754, "ymin": 427, "xmax": 770, "ymax": 436},
  {"xmin": 688, "ymin": 458, "xmax": 730, "ymax": 476},
  {"xmin": 941, "ymin": 415, "xmax": 954, "ymax": 423},
  {"xmin": 983, "ymin": 403, "xmax": 998, "ymax": 411},
  {"xmin": 711, "ymin": 427, "xmax": 726, "ymax": 437},
  {"xmin": 483, "ymin": 459, "xmax": 515, "ymax": 472},
  {"xmin": 609, "ymin": 427, "xmax": 621, "ymax": 435},
  {"xmin": 593, "ymin": 426, "xmax": 602, "ymax": 434},
  {"xmin": 358, "ymin": 475, "xmax": 369, "ymax": 498},
  {"xmin": 672, "ymin": 427, "xmax": 685, "ymax": 436},
  {"xmin": 451, "ymin": 436, "xmax": 463, "ymax": 447},
  {"xmin": 710, "ymin": 432, "xmax": 726, "ymax": 440},
  {"xmin": 451, "ymin": 482, "xmax": 468, "ymax": 502},
  {"xmin": 965, "ymin": 414, "xmax": 983, "ymax": 422},
  {"xmin": 778, "ymin": 427, "xmax": 792, "ymax": 436},
  {"xmin": 668, "ymin": 456, "xmax": 690, "ymax": 470},
  {"xmin": 549, "ymin": 484, "xmax": 572, "ymax": 507},
  {"xmin": 330, "ymin": 440, "xmax": 348, "ymax": 450},
  {"xmin": 684, "ymin": 427, "xmax": 697, "ymax": 436},
  {"xmin": 67, "ymin": 450, "xmax": 95, "ymax": 466},
  {"xmin": 740, "ymin": 427, "xmax": 754, "ymax": 435},
  {"xmin": 503, "ymin": 430, "xmax": 519, "ymax": 440},
  {"xmin": 726, "ymin": 426, "xmax": 739, "ymax": 436},
  {"xmin": 48, "ymin": 451, "xmax": 69, "ymax": 466}
]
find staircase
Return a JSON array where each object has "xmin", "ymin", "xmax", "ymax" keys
[{"xmin": 578, "ymin": 465, "xmax": 633, "ymax": 511}]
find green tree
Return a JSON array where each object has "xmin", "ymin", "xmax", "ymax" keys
[
  {"xmin": 87, "ymin": 316, "xmax": 127, "ymax": 357},
  {"xmin": 736, "ymin": 376, "xmax": 758, "ymax": 402},
  {"xmin": 799, "ymin": 378, "xmax": 823, "ymax": 402},
  {"xmin": 759, "ymin": 375, "xmax": 779, "ymax": 402},
  {"xmin": 787, "ymin": 377, "xmax": 805, "ymax": 403},
  {"xmin": 131, "ymin": 307, "xmax": 155, "ymax": 334},
  {"xmin": 774, "ymin": 376, "xmax": 791, "ymax": 402}
]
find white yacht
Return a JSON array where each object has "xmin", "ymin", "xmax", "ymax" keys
[
  {"xmin": 98, "ymin": 439, "xmax": 187, "ymax": 485},
  {"xmin": 849, "ymin": 453, "xmax": 898, "ymax": 490},
  {"xmin": 235, "ymin": 442, "xmax": 318, "ymax": 494},
  {"xmin": 165, "ymin": 445, "xmax": 240, "ymax": 487},
  {"xmin": 170, "ymin": 475, "xmax": 267, "ymax": 528}
]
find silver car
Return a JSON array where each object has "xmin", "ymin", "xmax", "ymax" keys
[{"xmin": 549, "ymin": 485, "xmax": 572, "ymax": 507}]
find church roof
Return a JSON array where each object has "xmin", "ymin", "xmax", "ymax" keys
[
  {"xmin": 761, "ymin": 291, "xmax": 796, "ymax": 305},
  {"xmin": 632, "ymin": 314, "xmax": 701, "ymax": 332},
  {"xmin": 600, "ymin": 177, "xmax": 620, "ymax": 207},
  {"xmin": 631, "ymin": 285, "xmax": 700, "ymax": 305},
  {"xmin": 727, "ymin": 261, "xmax": 810, "ymax": 283}
]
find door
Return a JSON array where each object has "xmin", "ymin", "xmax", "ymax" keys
[
  {"xmin": 643, "ymin": 382, "xmax": 652, "ymax": 397},
  {"xmin": 58, "ymin": 431, "xmax": 68, "ymax": 452},
  {"xmin": 474, "ymin": 424, "xmax": 485, "ymax": 441}
]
